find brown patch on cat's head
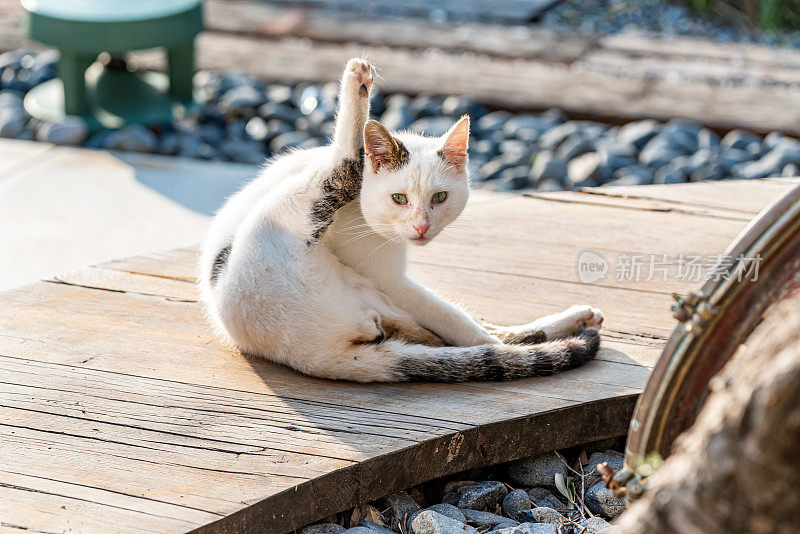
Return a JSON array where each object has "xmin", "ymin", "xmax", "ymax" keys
[{"xmin": 364, "ymin": 119, "xmax": 409, "ymax": 173}]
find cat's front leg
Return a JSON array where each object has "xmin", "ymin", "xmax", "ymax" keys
[
  {"xmin": 487, "ymin": 305, "xmax": 604, "ymax": 343},
  {"xmin": 332, "ymin": 57, "xmax": 373, "ymax": 159},
  {"xmin": 382, "ymin": 278, "xmax": 502, "ymax": 347}
]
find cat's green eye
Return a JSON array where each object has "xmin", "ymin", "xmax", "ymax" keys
[
  {"xmin": 431, "ymin": 191, "xmax": 448, "ymax": 204},
  {"xmin": 391, "ymin": 193, "xmax": 408, "ymax": 205}
]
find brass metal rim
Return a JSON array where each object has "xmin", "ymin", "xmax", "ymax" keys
[{"xmin": 625, "ymin": 182, "xmax": 800, "ymax": 476}]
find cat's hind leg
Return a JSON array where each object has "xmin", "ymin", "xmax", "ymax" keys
[{"xmin": 486, "ymin": 305, "xmax": 603, "ymax": 344}]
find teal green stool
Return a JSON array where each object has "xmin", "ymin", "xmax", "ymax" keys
[{"xmin": 22, "ymin": 0, "xmax": 203, "ymax": 128}]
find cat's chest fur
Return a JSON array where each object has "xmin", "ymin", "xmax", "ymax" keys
[{"xmin": 324, "ymin": 200, "xmax": 406, "ymax": 283}]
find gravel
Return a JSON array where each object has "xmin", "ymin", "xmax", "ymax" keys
[
  {"xmin": 295, "ymin": 444, "xmax": 635, "ymax": 533},
  {"xmin": 507, "ymin": 452, "xmax": 568, "ymax": 489},
  {"xmin": 538, "ymin": 0, "xmax": 800, "ymax": 49},
  {"xmin": 2, "ymin": 49, "xmax": 796, "ymax": 194}
]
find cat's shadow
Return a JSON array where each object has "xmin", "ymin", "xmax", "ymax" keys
[
  {"xmin": 236, "ymin": 340, "xmax": 646, "ymax": 478},
  {"xmin": 115, "ymin": 152, "xmax": 256, "ymax": 216}
]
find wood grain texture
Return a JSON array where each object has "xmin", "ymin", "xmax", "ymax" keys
[{"xmin": 0, "ymin": 180, "xmax": 791, "ymax": 533}]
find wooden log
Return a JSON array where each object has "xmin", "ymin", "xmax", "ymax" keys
[{"xmin": 612, "ymin": 289, "xmax": 800, "ymax": 533}]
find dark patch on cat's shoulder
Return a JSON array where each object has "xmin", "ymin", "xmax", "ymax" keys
[
  {"xmin": 309, "ymin": 150, "xmax": 365, "ymax": 240},
  {"xmin": 210, "ymin": 244, "xmax": 232, "ymax": 285}
]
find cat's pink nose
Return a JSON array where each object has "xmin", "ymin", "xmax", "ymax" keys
[{"xmin": 413, "ymin": 223, "xmax": 430, "ymax": 237}]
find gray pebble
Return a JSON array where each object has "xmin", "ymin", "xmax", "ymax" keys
[
  {"xmin": 344, "ymin": 528, "xmax": 374, "ymax": 534},
  {"xmin": 479, "ymin": 154, "xmax": 530, "ymax": 181},
  {"xmin": 717, "ymin": 148, "xmax": 751, "ymax": 171},
  {"xmin": 598, "ymin": 146, "xmax": 638, "ymax": 174},
  {"xmin": 526, "ymin": 487, "xmax": 566, "ymax": 509},
  {"xmin": 566, "ymin": 152, "xmax": 604, "ymax": 187},
  {"xmin": 697, "ymin": 128, "xmax": 720, "ymax": 149},
  {"xmin": 219, "ymin": 138, "xmax": 264, "ymax": 164},
  {"xmin": 378, "ymin": 491, "xmax": 420, "ymax": 530},
  {"xmin": 721, "ymin": 129, "xmax": 761, "ymax": 150},
  {"xmin": 301, "ymin": 524, "xmax": 346, "ymax": 534},
  {"xmin": 358, "ymin": 521, "xmax": 394, "ymax": 533},
  {"xmin": 380, "ymin": 105, "xmax": 415, "ymax": 131},
  {"xmin": 501, "ymin": 489, "xmax": 532, "ymax": 521},
  {"xmin": 516, "ymin": 507, "xmax": 563, "ymax": 524},
  {"xmin": 220, "ymin": 84, "xmax": 265, "ymax": 113},
  {"xmin": 616, "ymin": 119, "xmax": 660, "ymax": 150},
  {"xmin": 35, "ymin": 117, "xmax": 88, "ymax": 146},
  {"xmin": 427, "ymin": 503, "xmax": 467, "ymax": 523},
  {"xmin": 639, "ymin": 136, "xmax": 686, "ymax": 168},
  {"xmin": 654, "ymin": 165, "xmax": 689, "ymax": 184},
  {"xmin": 270, "ymin": 131, "xmax": 311, "ymax": 153},
  {"xmin": 691, "ymin": 162, "xmax": 726, "ymax": 181},
  {"xmin": 411, "ymin": 511, "xmax": 478, "ymax": 534},
  {"xmin": 515, "ymin": 524, "xmax": 558, "ymax": 534},
  {"xmin": 529, "ymin": 152, "xmax": 567, "ymax": 184},
  {"xmin": 492, "ymin": 522, "xmax": 520, "ymax": 531},
  {"xmin": 444, "ymin": 480, "xmax": 508, "ymax": 511},
  {"xmin": 409, "ymin": 95, "xmax": 442, "ymax": 119},
  {"xmin": 782, "ymin": 163, "xmax": 799, "ymax": 177},
  {"xmin": 537, "ymin": 178, "xmax": 564, "ymax": 192},
  {"xmin": 557, "ymin": 136, "xmax": 595, "ymax": 161},
  {"xmin": 0, "ymin": 111, "xmax": 26, "ymax": 138},
  {"xmin": 476, "ymin": 111, "xmax": 513, "ymax": 135},
  {"xmin": 496, "ymin": 165, "xmax": 533, "ymax": 190},
  {"xmin": 498, "ymin": 139, "xmax": 531, "ymax": 156},
  {"xmin": 732, "ymin": 142, "xmax": 800, "ymax": 179},
  {"xmin": 585, "ymin": 481, "xmax": 626, "ymax": 519},
  {"xmin": 460, "ymin": 509, "xmax": 517, "ymax": 528},
  {"xmin": 506, "ymin": 452, "xmax": 567, "ymax": 489},
  {"xmin": 258, "ymin": 102, "xmax": 301, "ymax": 123},
  {"xmin": 581, "ymin": 516, "xmax": 613, "ymax": 533},
  {"xmin": 103, "ymin": 124, "xmax": 157, "ymax": 152},
  {"xmin": 612, "ymin": 164, "xmax": 654, "ymax": 185},
  {"xmin": 442, "ymin": 95, "xmax": 484, "ymax": 119}
]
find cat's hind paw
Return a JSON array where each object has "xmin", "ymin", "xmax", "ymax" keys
[{"xmin": 566, "ymin": 305, "xmax": 604, "ymax": 330}]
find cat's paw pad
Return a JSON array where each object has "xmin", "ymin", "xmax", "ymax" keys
[
  {"xmin": 566, "ymin": 305, "xmax": 604, "ymax": 330},
  {"xmin": 345, "ymin": 58, "xmax": 373, "ymax": 97}
]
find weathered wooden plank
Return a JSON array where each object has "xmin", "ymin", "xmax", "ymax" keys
[
  {"xmin": 204, "ymin": 0, "xmax": 590, "ymax": 62},
  {"xmin": 582, "ymin": 178, "xmax": 800, "ymax": 215},
  {"xmin": 523, "ymin": 191, "xmax": 755, "ymax": 222}
]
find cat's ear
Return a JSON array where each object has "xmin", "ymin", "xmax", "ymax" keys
[
  {"xmin": 364, "ymin": 120, "xmax": 406, "ymax": 173},
  {"xmin": 438, "ymin": 115, "xmax": 470, "ymax": 171}
]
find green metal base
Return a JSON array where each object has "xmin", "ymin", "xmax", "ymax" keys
[{"xmin": 24, "ymin": 61, "xmax": 197, "ymax": 130}]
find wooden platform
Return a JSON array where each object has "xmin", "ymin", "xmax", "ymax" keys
[{"xmin": 1, "ymin": 178, "xmax": 796, "ymax": 533}]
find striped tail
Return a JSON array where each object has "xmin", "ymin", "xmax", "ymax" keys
[{"xmin": 388, "ymin": 327, "xmax": 600, "ymax": 382}]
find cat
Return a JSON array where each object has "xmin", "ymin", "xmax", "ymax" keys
[{"xmin": 199, "ymin": 58, "xmax": 603, "ymax": 383}]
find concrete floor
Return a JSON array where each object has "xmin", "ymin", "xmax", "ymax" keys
[{"xmin": 0, "ymin": 139, "xmax": 258, "ymax": 291}]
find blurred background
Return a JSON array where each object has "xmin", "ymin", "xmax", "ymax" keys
[{"xmin": 2, "ymin": 0, "xmax": 800, "ymax": 288}]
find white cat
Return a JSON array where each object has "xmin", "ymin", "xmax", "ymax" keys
[{"xmin": 199, "ymin": 58, "xmax": 603, "ymax": 382}]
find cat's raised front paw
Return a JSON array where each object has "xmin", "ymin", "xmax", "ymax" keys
[{"xmin": 344, "ymin": 58, "xmax": 373, "ymax": 97}]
